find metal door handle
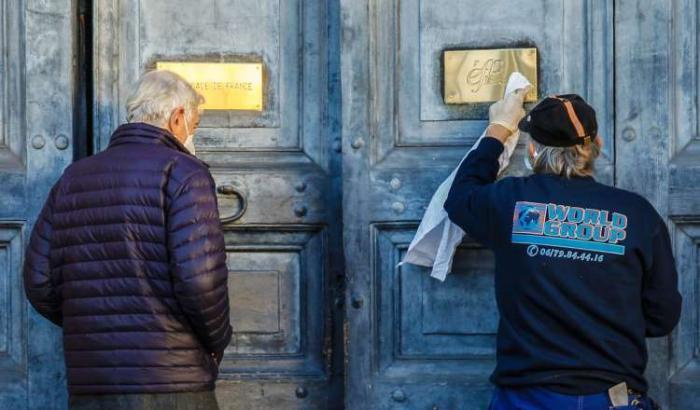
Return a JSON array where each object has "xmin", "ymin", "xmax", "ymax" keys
[
  {"xmin": 351, "ymin": 295, "xmax": 363, "ymax": 309},
  {"xmin": 217, "ymin": 184, "xmax": 247, "ymax": 223}
]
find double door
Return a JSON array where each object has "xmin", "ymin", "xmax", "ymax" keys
[
  {"xmin": 93, "ymin": 1, "xmax": 344, "ymax": 408},
  {"xmin": 1, "ymin": 1, "xmax": 699, "ymax": 409},
  {"xmin": 341, "ymin": 0, "xmax": 699, "ymax": 409}
]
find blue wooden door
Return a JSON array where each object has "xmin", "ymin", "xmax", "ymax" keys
[
  {"xmin": 616, "ymin": 1, "xmax": 700, "ymax": 408},
  {"xmin": 0, "ymin": 0, "xmax": 74, "ymax": 409},
  {"xmin": 5, "ymin": 0, "xmax": 700, "ymax": 408},
  {"xmin": 91, "ymin": 1, "xmax": 343, "ymax": 409},
  {"xmin": 341, "ymin": 0, "xmax": 698, "ymax": 408}
]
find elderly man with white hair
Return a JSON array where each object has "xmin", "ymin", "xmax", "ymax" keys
[{"xmin": 23, "ymin": 70, "xmax": 231, "ymax": 410}]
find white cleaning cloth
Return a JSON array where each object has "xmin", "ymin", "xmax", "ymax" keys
[{"xmin": 400, "ymin": 72, "xmax": 532, "ymax": 281}]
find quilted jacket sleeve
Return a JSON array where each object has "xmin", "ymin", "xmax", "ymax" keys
[
  {"xmin": 23, "ymin": 184, "xmax": 62, "ymax": 326},
  {"xmin": 168, "ymin": 169, "xmax": 233, "ymax": 355}
]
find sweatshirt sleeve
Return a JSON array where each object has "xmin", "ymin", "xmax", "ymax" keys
[
  {"xmin": 23, "ymin": 183, "xmax": 62, "ymax": 326},
  {"xmin": 443, "ymin": 136, "xmax": 504, "ymax": 247},
  {"xmin": 168, "ymin": 169, "xmax": 233, "ymax": 355},
  {"xmin": 642, "ymin": 219, "xmax": 682, "ymax": 337}
]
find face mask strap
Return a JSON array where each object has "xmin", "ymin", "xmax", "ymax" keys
[
  {"xmin": 181, "ymin": 108, "xmax": 197, "ymax": 155},
  {"xmin": 183, "ymin": 109, "xmax": 190, "ymax": 138},
  {"xmin": 524, "ymin": 142, "xmax": 538, "ymax": 171}
]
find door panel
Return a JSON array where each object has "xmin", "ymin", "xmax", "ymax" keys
[
  {"xmin": 342, "ymin": 0, "xmax": 615, "ymax": 408},
  {"xmin": 374, "ymin": 225, "xmax": 497, "ymax": 378},
  {"xmin": 368, "ymin": 0, "xmax": 614, "ymax": 182},
  {"xmin": 615, "ymin": 0, "xmax": 700, "ymax": 408},
  {"xmin": 93, "ymin": 1, "xmax": 343, "ymax": 408},
  {"xmin": 0, "ymin": 0, "xmax": 74, "ymax": 409},
  {"xmin": 221, "ymin": 228, "xmax": 326, "ymax": 376},
  {"xmin": 4, "ymin": 0, "xmax": 697, "ymax": 408}
]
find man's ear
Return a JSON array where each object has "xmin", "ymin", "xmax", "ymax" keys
[
  {"xmin": 167, "ymin": 107, "xmax": 186, "ymax": 140},
  {"xmin": 168, "ymin": 107, "xmax": 184, "ymax": 129}
]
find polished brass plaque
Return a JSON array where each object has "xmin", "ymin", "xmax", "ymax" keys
[
  {"xmin": 156, "ymin": 62, "xmax": 263, "ymax": 111},
  {"xmin": 443, "ymin": 48, "xmax": 538, "ymax": 104}
]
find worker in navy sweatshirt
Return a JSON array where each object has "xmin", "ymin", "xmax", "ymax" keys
[{"xmin": 444, "ymin": 89, "xmax": 681, "ymax": 410}]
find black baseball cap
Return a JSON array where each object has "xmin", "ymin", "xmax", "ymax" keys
[{"xmin": 518, "ymin": 94, "xmax": 598, "ymax": 147}]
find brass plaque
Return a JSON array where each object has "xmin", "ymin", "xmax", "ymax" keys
[
  {"xmin": 156, "ymin": 62, "xmax": 263, "ymax": 111},
  {"xmin": 443, "ymin": 48, "xmax": 538, "ymax": 104}
]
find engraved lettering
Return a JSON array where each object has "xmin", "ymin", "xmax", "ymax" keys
[
  {"xmin": 191, "ymin": 81, "xmax": 254, "ymax": 92},
  {"xmin": 466, "ymin": 58, "xmax": 505, "ymax": 93}
]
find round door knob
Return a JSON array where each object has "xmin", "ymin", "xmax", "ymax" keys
[
  {"xmin": 622, "ymin": 127, "xmax": 637, "ymax": 142},
  {"xmin": 295, "ymin": 182, "xmax": 307, "ymax": 192},
  {"xmin": 351, "ymin": 137, "xmax": 364, "ymax": 149},
  {"xmin": 351, "ymin": 295, "xmax": 363, "ymax": 309},
  {"xmin": 55, "ymin": 134, "xmax": 70, "ymax": 150},
  {"xmin": 391, "ymin": 388, "xmax": 406, "ymax": 402},
  {"xmin": 31, "ymin": 135, "xmax": 45, "ymax": 149},
  {"xmin": 392, "ymin": 201, "xmax": 406, "ymax": 214},
  {"xmin": 295, "ymin": 386, "xmax": 308, "ymax": 399},
  {"xmin": 294, "ymin": 206, "xmax": 308, "ymax": 217}
]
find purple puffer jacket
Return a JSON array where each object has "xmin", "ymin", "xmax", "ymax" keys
[{"xmin": 23, "ymin": 122, "xmax": 232, "ymax": 395}]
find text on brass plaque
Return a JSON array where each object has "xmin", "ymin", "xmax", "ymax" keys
[
  {"xmin": 443, "ymin": 48, "xmax": 538, "ymax": 104},
  {"xmin": 156, "ymin": 62, "xmax": 263, "ymax": 111}
]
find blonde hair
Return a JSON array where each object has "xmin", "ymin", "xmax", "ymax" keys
[
  {"xmin": 531, "ymin": 139, "xmax": 600, "ymax": 178},
  {"xmin": 126, "ymin": 70, "xmax": 205, "ymax": 127}
]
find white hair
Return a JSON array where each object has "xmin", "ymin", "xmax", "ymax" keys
[
  {"xmin": 126, "ymin": 70, "xmax": 205, "ymax": 127},
  {"xmin": 531, "ymin": 139, "xmax": 600, "ymax": 178}
]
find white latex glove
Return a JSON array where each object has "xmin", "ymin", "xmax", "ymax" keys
[{"xmin": 488, "ymin": 86, "xmax": 531, "ymax": 134}]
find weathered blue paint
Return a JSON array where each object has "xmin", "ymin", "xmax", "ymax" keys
[
  {"xmin": 0, "ymin": 0, "xmax": 74, "ymax": 409},
  {"xmin": 3, "ymin": 0, "xmax": 699, "ymax": 408},
  {"xmin": 91, "ymin": 1, "xmax": 344, "ymax": 409},
  {"xmin": 341, "ymin": 0, "xmax": 696, "ymax": 409}
]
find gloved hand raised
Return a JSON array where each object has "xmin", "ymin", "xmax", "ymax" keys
[{"xmin": 487, "ymin": 86, "xmax": 531, "ymax": 142}]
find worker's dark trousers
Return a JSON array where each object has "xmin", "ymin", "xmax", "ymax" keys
[
  {"xmin": 68, "ymin": 391, "xmax": 220, "ymax": 410},
  {"xmin": 489, "ymin": 385, "xmax": 659, "ymax": 410}
]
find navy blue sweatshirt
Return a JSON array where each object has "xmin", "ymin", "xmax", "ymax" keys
[{"xmin": 443, "ymin": 137, "xmax": 682, "ymax": 395}]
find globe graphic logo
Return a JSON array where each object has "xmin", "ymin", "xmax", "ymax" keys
[{"xmin": 518, "ymin": 207, "xmax": 541, "ymax": 230}]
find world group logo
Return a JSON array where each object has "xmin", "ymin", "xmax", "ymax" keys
[{"xmin": 511, "ymin": 201, "xmax": 627, "ymax": 256}]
